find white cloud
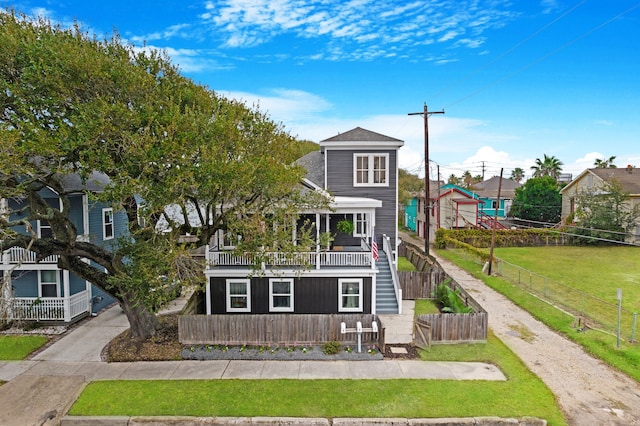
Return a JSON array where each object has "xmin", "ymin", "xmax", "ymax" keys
[
  {"xmin": 194, "ymin": 0, "xmax": 518, "ymax": 62},
  {"xmin": 218, "ymin": 88, "xmax": 333, "ymax": 124}
]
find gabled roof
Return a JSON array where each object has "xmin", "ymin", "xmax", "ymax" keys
[
  {"xmin": 471, "ymin": 176, "xmax": 521, "ymax": 199},
  {"xmin": 320, "ymin": 127, "xmax": 404, "ymax": 150},
  {"xmin": 439, "ymin": 184, "xmax": 479, "ymax": 199},
  {"xmin": 296, "ymin": 150, "xmax": 324, "ymax": 188},
  {"xmin": 561, "ymin": 167, "xmax": 640, "ymax": 195},
  {"xmin": 60, "ymin": 171, "xmax": 110, "ymax": 193},
  {"xmin": 437, "ymin": 187, "xmax": 481, "ymax": 203}
]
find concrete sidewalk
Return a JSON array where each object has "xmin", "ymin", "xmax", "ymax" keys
[{"xmin": 1, "ymin": 358, "xmax": 505, "ymax": 382}]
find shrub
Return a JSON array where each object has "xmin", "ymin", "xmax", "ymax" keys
[
  {"xmin": 323, "ymin": 341, "xmax": 341, "ymax": 355},
  {"xmin": 436, "ymin": 280, "xmax": 472, "ymax": 314}
]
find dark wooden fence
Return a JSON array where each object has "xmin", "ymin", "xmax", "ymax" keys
[
  {"xmin": 399, "ymin": 240, "xmax": 488, "ymax": 343},
  {"xmin": 416, "ymin": 312, "xmax": 488, "ymax": 343},
  {"xmin": 179, "ymin": 313, "xmax": 385, "ymax": 349}
]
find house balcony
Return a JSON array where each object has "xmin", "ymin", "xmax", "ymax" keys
[
  {"xmin": 206, "ymin": 247, "xmax": 374, "ymax": 270},
  {"xmin": 1, "ymin": 247, "xmax": 59, "ymax": 269},
  {"xmin": 6, "ymin": 290, "xmax": 91, "ymax": 322}
]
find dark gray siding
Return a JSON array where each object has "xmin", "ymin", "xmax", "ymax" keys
[
  {"xmin": 325, "ymin": 149, "xmax": 398, "ymax": 247},
  {"xmin": 209, "ymin": 276, "xmax": 372, "ymax": 314}
]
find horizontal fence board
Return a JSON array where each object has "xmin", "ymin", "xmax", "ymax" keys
[
  {"xmin": 179, "ymin": 314, "xmax": 384, "ymax": 349},
  {"xmin": 417, "ymin": 312, "xmax": 488, "ymax": 343}
]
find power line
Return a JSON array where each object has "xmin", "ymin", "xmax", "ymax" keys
[
  {"xmin": 433, "ymin": 0, "xmax": 589, "ymax": 100},
  {"xmin": 445, "ymin": 2, "xmax": 640, "ymax": 109}
]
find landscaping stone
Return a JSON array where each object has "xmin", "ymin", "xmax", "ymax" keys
[{"xmin": 181, "ymin": 344, "xmax": 383, "ymax": 361}]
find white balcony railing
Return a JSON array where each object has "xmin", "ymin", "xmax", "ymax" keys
[
  {"xmin": 207, "ymin": 248, "xmax": 372, "ymax": 269},
  {"xmin": 8, "ymin": 290, "xmax": 90, "ymax": 322},
  {"xmin": 2, "ymin": 247, "xmax": 59, "ymax": 264}
]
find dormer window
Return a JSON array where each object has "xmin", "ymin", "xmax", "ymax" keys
[{"xmin": 354, "ymin": 153, "xmax": 389, "ymax": 187}]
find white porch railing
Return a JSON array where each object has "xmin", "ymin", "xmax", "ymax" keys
[
  {"xmin": 2, "ymin": 247, "xmax": 59, "ymax": 264},
  {"xmin": 207, "ymin": 248, "xmax": 372, "ymax": 269},
  {"xmin": 382, "ymin": 234, "xmax": 402, "ymax": 314},
  {"xmin": 8, "ymin": 290, "xmax": 90, "ymax": 322}
]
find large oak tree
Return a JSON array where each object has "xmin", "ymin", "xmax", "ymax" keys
[{"xmin": 0, "ymin": 12, "xmax": 321, "ymax": 339}]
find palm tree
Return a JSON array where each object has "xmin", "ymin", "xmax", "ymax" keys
[
  {"xmin": 510, "ymin": 167, "xmax": 525, "ymax": 183},
  {"xmin": 594, "ymin": 156, "xmax": 617, "ymax": 168},
  {"xmin": 447, "ymin": 174, "xmax": 461, "ymax": 185},
  {"xmin": 462, "ymin": 170, "xmax": 473, "ymax": 188},
  {"xmin": 531, "ymin": 154, "xmax": 563, "ymax": 180}
]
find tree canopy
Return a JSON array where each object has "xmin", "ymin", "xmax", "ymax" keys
[
  {"xmin": 531, "ymin": 154, "xmax": 563, "ymax": 180},
  {"xmin": 398, "ymin": 168, "xmax": 423, "ymax": 206},
  {"xmin": 510, "ymin": 167, "xmax": 525, "ymax": 183},
  {"xmin": 568, "ymin": 179, "xmax": 639, "ymax": 244},
  {"xmin": 594, "ymin": 156, "xmax": 617, "ymax": 169},
  {"xmin": 0, "ymin": 12, "xmax": 321, "ymax": 338},
  {"xmin": 509, "ymin": 176, "xmax": 562, "ymax": 224}
]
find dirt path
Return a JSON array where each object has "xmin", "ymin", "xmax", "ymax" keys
[{"xmin": 431, "ymin": 252, "xmax": 640, "ymax": 425}]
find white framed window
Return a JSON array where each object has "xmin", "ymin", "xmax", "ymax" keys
[
  {"xmin": 354, "ymin": 213, "xmax": 368, "ymax": 237},
  {"xmin": 102, "ymin": 208, "xmax": 114, "ymax": 240},
  {"xmin": 226, "ymin": 279, "xmax": 251, "ymax": 312},
  {"xmin": 39, "ymin": 270, "xmax": 59, "ymax": 298},
  {"xmin": 38, "ymin": 219, "xmax": 52, "ymax": 238},
  {"xmin": 338, "ymin": 278, "xmax": 363, "ymax": 312},
  {"xmin": 354, "ymin": 154, "xmax": 389, "ymax": 187},
  {"xmin": 269, "ymin": 278, "xmax": 294, "ymax": 312}
]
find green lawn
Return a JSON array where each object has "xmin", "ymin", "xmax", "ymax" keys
[
  {"xmin": 0, "ymin": 335, "xmax": 49, "ymax": 360},
  {"xmin": 493, "ymin": 246, "xmax": 640, "ymax": 309},
  {"xmin": 397, "ymin": 256, "xmax": 417, "ymax": 272},
  {"xmin": 414, "ymin": 298, "xmax": 440, "ymax": 315},
  {"xmin": 69, "ymin": 331, "xmax": 566, "ymax": 424},
  {"xmin": 437, "ymin": 247, "xmax": 640, "ymax": 384}
]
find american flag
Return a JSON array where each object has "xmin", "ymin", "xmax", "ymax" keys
[{"xmin": 372, "ymin": 233, "xmax": 379, "ymax": 261}]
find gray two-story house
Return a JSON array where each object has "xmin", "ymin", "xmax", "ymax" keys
[{"xmin": 204, "ymin": 127, "xmax": 404, "ymax": 315}]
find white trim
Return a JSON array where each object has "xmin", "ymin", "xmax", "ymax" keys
[
  {"xmin": 354, "ymin": 213, "xmax": 368, "ymax": 237},
  {"xmin": 38, "ymin": 270, "xmax": 60, "ymax": 298},
  {"xmin": 37, "ymin": 219, "xmax": 52, "ymax": 238},
  {"xmin": 269, "ymin": 278, "xmax": 294, "ymax": 312},
  {"xmin": 338, "ymin": 278, "xmax": 363, "ymax": 312},
  {"xmin": 102, "ymin": 208, "xmax": 114, "ymax": 240},
  {"xmin": 82, "ymin": 194, "xmax": 90, "ymax": 238},
  {"xmin": 205, "ymin": 280, "xmax": 212, "ymax": 315},
  {"xmin": 226, "ymin": 279, "xmax": 251, "ymax": 312},
  {"xmin": 322, "ymin": 140, "xmax": 404, "ymax": 150},
  {"xmin": 353, "ymin": 153, "xmax": 389, "ymax": 187}
]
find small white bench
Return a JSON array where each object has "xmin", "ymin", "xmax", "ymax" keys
[{"xmin": 341, "ymin": 321, "xmax": 378, "ymax": 353}]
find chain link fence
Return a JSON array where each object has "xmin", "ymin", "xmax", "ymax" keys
[{"xmin": 446, "ymin": 248, "xmax": 638, "ymax": 343}]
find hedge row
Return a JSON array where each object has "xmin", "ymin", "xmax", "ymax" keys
[{"xmin": 435, "ymin": 228, "xmax": 569, "ymax": 250}]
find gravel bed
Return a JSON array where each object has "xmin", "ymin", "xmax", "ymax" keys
[{"xmin": 182, "ymin": 344, "xmax": 384, "ymax": 361}]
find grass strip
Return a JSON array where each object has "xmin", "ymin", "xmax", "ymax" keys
[
  {"xmin": 437, "ymin": 248, "xmax": 640, "ymax": 384},
  {"xmin": 0, "ymin": 335, "xmax": 48, "ymax": 360},
  {"xmin": 397, "ymin": 256, "xmax": 417, "ymax": 272},
  {"xmin": 69, "ymin": 331, "xmax": 566, "ymax": 425}
]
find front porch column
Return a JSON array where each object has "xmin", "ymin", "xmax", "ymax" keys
[
  {"xmin": 63, "ymin": 269, "xmax": 71, "ymax": 322},
  {"xmin": 315, "ymin": 213, "xmax": 321, "ymax": 270}
]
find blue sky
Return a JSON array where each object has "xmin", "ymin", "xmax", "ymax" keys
[{"xmin": 5, "ymin": 1, "xmax": 640, "ymax": 181}]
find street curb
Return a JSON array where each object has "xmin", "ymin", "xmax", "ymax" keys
[{"xmin": 61, "ymin": 416, "xmax": 547, "ymax": 425}]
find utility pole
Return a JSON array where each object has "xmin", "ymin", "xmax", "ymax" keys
[
  {"xmin": 408, "ymin": 103, "xmax": 444, "ymax": 256},
  {"xmin": 487, "ymin": 168, "xmax": 503, "ymax": 275}
]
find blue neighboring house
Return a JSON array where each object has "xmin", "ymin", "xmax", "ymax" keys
[
  {"xmin": 1, "ymin": 172, "xmax": 119, "ymax": 323},
  {"xmin": 470, "ymin": 176, "xmax": 521, "ymax": 219},
  {"xmin": 404, "ymin": 197, "xmax": 418, "ymax": 232}
]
